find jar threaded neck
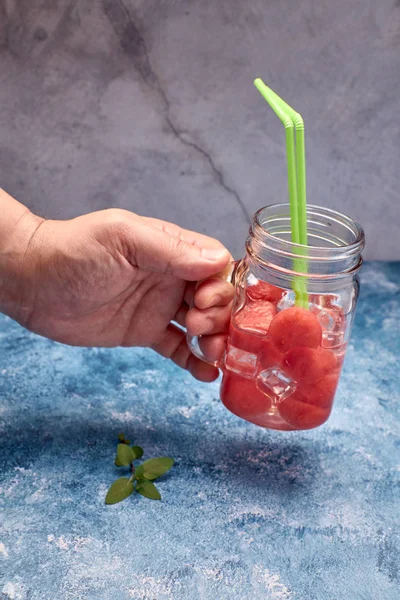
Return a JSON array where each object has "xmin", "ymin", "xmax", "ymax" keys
[{"xmin": 246, "ymin": 204, "xmax": 365, "ymax": 279}]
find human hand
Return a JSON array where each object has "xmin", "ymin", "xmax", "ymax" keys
[{"xmin": 5, "ymin": 206, "xmax": 234, "ymax": 381}]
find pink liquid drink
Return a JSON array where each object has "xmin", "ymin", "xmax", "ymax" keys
[{"xmin": 221, "ymin": 282, "xmax": 346, "ymax": 430}]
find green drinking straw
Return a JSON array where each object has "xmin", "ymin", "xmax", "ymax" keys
[
  {"xmin": 270, "ymin": 92, "xmax": 307, "ymax": 248},
  {"xmin": 253, "ymin": 80, "xmax": 300, "ymax": 245},
  {"xmin": 254, "ymin": 78, "xmax": 308, "ymax": 307}
]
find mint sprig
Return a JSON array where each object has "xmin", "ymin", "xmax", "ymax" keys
[
  {"xmin": 105, "ymin": 477, "xmax": 134, "ymax": 504},
  {"xmin": 105, "ymin": 433, "xmax": 174, "ymax": 505},
  {"xmin": 115, "ymin": 443, "xmax": 135, "ymax": 467},
  {"xmin": 136, "ymin": 480, "xmax": 161, "ymax": 501}
]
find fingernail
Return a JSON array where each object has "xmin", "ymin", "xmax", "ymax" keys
[{"xmin": 201, "ymin": 248, "xmax": 228, "ymax": 261}]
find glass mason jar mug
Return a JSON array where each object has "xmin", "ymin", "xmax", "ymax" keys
[{"xmin": 188, "ymin": 204, "xmax": 365, "ymax": 431}]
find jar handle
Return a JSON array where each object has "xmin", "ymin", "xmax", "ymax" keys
[{"xmin": 186, "ymin": 260, "xmax": 239, "ymax": 367}]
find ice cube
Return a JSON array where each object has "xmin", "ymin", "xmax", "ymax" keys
[
  {"xmin": 317, "ymin": 308, "xmax": 336, "ymax": 331},
  {"xmin": 225, "ymin": 345, "xmax": 258, "ymax": 378},
  {"xmin": 310, "ymin": 305, "xmax": 346, "ymax": 348},
  {"xmin": 277, "ymin": 291, "xmax": 296, "ymax": 312},
  {"xmin": 321, "ymin": 329, "xmax": 345, "ymax": 349},
  {"xmin": 246, "ymin": 273, "xmax": 259, "ymax": 287},
  {"xmin": 256, "ymin": 367, "xmax": 296, "ymax": 404}
]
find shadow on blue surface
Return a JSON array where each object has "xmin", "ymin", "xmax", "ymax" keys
[
  {"xmin": 0, "ymin": 262, "xmax": 399, "ymax": 599},
  {"xmin": 0, "ymin": 409, "xmax": 319, "ymax": 496}
]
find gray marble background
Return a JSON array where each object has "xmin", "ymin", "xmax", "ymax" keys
[{"xmin": 0, "ymin": 0, "xmax": 399, "ymax": 259}]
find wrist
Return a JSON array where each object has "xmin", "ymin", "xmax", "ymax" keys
[{"xmin": 0, "ymin": 188, "xmax": 44, "ymax": 324}]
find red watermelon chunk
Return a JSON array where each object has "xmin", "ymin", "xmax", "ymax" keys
[
  {"xmin": 282, "ymin": 347, "xmax": 337, "ymax": 384},
  {"xmin": 247, "ymin": 281, "xmax": 283, "ymax": 303},
  {"xmin": 220, "ymin": 371, "xmax": 272, "ymax": 419},
  {"xmin": 278, "ymin": 397, "xmax": 331, "ymax": 429},
  {"xmin": 268, "ymin": 307, "xmax": 322, "ymax": 352},
  {"xmin": 234, "ymin": 301, "xmax": 277, "ymax": 334},
  {"xmin": 277, "ymin": 369, "xmax": 340, "ymax": 429},
  {"xmin": 229, "ymin": 301, "xmax": 276, "ymax": 354},
  {"xmin": 298, "ymin": 371, "xmax": 340, "ymax": 408},
  {"xmin": 259, "ymin": 339, "xmax": 284, "ymax": 370},
  {"xmin": 229, "ymin": 325, "xmax": 264, "ymax": 354}
]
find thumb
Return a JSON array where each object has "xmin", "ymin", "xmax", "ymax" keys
[{"xmin": 125, "ymin": 221, "xmax": 231, "ymax": 281}]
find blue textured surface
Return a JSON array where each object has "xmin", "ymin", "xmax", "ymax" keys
[{"xmin": 0, "ymin": 262, "xmax": 399, "ymax": 600}]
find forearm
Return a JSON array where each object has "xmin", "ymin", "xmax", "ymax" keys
[{"xmin": 0, "ymin": 188, "xmax": 43, "ymax": 322}]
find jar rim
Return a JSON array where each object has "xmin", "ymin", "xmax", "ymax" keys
[{"xmin": 253, "ymin": 203, "xmax": 365, "ymax": 257}]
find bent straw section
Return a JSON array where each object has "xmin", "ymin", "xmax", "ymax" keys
[
  {"xmin": 254, "ymin": 78, "xmax": 299, "ymax": 246},
  {"xmin": 254, "ymin": 78, "xmax": 308, "ymax": 307},
  {"xmin": 256, "ymin": 82, "xmax": 307, "ymax": 247}
]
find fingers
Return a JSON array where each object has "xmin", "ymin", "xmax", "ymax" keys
[
  {"xmin": 141, "ymin": 217, "xmax": 233, "ymax": 256},
  {"xmin": 194, "ymin": 279, "xmax": 234, "ymax": 310},
  {"xmin": 184, "ymin": 278, "xmax": 232, "ymax": 365},
  {"xmin": 111, "ymin": 210, "xmax": 232, "ymax": 281},
  {"xmin": 180, "ymin": 279, "xmax": 233, "ymax": 333},
  {"xmin": 174, "ymin": 303, "xmax": 188, "ymax": 328},
  {"xmin": 95, "ymin": 209, "xmax": 232, "ymax": 282},
  {"xmin": 188, "ymin": 357, "xmax": 220, "ymax": 383},
  {"xmin": 198, "ymin": 333, "xmax": 227, "ymax": 364},
  {"xmin": 172, "ymin": 280, "xmax": 231, "ymax": 365},
  {"xmin": 152, "ymin": 324, "xmax": 219, "ymax": 382},
  {"xmin": 183, "ymin": 281, "xmax": 196, "ymax": 307},
  {"xmin": 186, "ymin": 303, "xmax": 232, "ymax": 337},
  {"xmin": 122, "ymin": 219, "xmax": 231, "ymax": 281}
]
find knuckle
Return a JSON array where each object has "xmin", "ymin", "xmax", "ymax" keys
[
  {"xmin": 103, "ymin": 208, "xmax": 132, "ymax": 224},
  {"xmin": 103, "ymin": 210, "xmax": 133, "ymax": 240}
]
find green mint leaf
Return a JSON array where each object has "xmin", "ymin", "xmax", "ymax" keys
[
  {"xmin": 141, "ymin": 457, "xmax": 174, "ymax": 480},
  {"xmin": 136, "ymin": 480, "xmax": 161, "ymax": 501},
  {"xmin": 134, "ymin": 464, "xmax": 144, "ymax": 480},
  {"xmin": 131, "ymin": 445, "xmax": 144, "ymax": 459},
  {"xmin": 118, "ymin": 433, "xmax": 125, "ymax": 442},
  {"xmin": 116, "ymin": 443, "xmax": 135, "ymax": 467},
  {"xmin": 105, "ymin": 477, "xmax": 134, "ymax": 505}
]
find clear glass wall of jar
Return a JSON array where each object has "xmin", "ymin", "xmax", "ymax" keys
[{"xmin": 219, "ymin": 203, "xmax": 365, "ymax": 431}]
